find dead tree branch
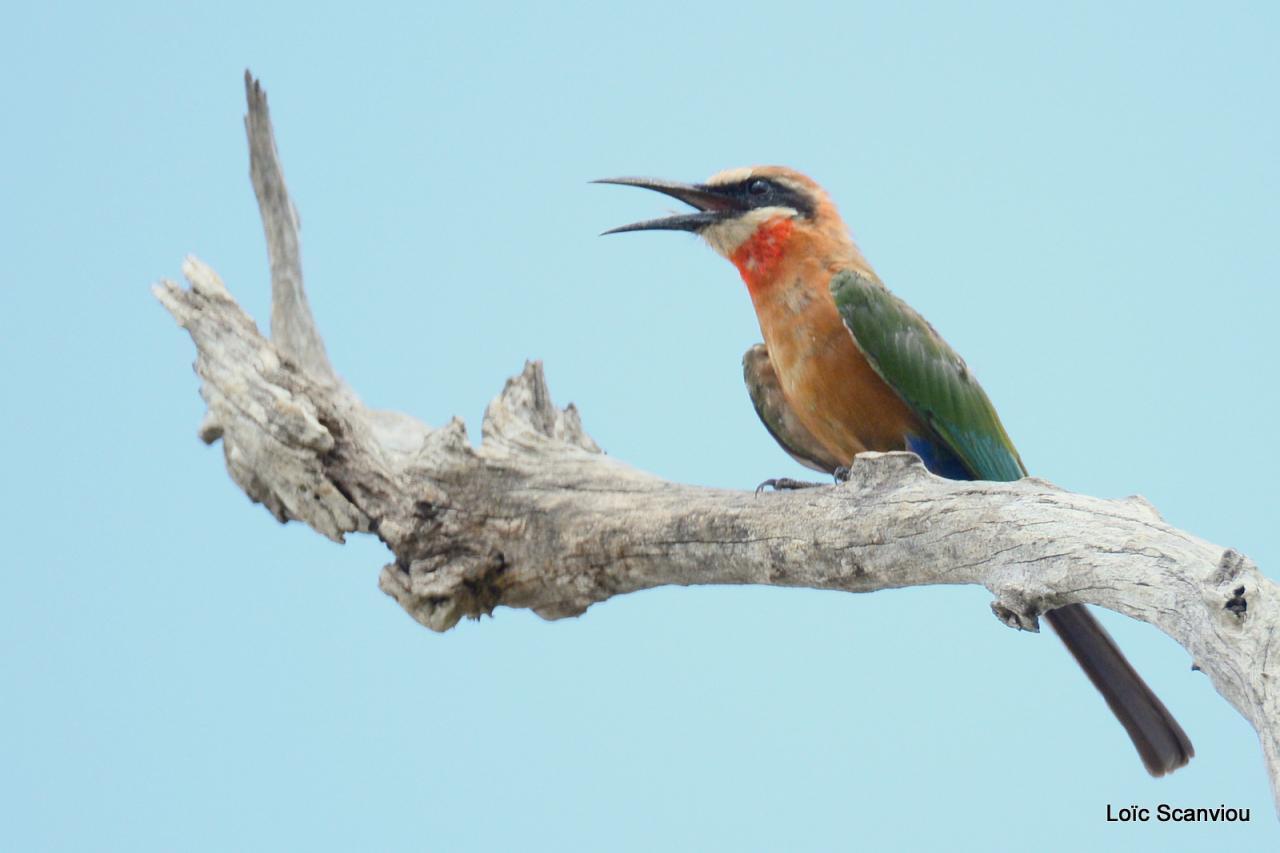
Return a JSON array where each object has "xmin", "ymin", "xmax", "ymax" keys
[{"xmin": 154, "ymin": 73, "xmax": 1280, "ymax": 812}]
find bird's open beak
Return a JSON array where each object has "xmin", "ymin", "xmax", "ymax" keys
[{"xmin": 593, "ymin": 177, "xmax": 746, "ymax": 235}]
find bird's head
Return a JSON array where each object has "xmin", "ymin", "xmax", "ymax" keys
[{"xmin": 597, "ymin": 166, "xmax": 861, "ymax": 288}]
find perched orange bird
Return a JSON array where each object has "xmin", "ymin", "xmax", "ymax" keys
[{"xmin": 599, "ymin": 166, "xmax": 1193, "ymax": 776}]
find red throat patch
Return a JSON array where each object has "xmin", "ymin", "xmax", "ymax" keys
[{"xmin": 730, "ymin": 217, "xmax": 794, "ymax": 292}]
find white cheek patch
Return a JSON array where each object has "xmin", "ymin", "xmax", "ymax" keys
[{"xmin": 701, "ymin": 206, "xmax": 798, "ymax": 257}]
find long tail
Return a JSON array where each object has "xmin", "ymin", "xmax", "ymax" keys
[{"xmin": 1045, "ymin": 604, "xmax": 1194, "ymax": 776}]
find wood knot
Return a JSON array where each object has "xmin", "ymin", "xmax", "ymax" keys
[
  {"xmin": 990, "ymin": 599, "xmax": 1040, "ymax": 632},
  {"xmin": 1224, "ymin": 585, "xmax": 1247, "ymax": 618}
]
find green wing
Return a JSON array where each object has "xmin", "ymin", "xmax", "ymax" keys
[{"xmin": 829, "ymin": 269, "xmax": 1026, "ymax": 482}]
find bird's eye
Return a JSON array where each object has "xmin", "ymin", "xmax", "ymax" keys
[{"xmin": 747, "ymin": 179, "xmax": 769, "ymax": 196}]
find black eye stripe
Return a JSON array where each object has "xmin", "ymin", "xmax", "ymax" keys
[{"xmin": 719, "ymin": 179, "xmax": 815, "ymax": 218}]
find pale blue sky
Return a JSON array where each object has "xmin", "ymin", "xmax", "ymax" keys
[{"xmin": 2, "ymin": 1, "xmax": 1277, "ymax": 849}]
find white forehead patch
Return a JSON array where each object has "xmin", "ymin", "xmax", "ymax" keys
[
  {"xmin": 706, "ymin": 166, "xmax": 754, "ymax": 186},
  {"xmin": 701, "ymin": 205, "xmax": 798, "ymax": 257}
]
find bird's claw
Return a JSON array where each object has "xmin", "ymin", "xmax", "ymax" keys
[
  {"xmin": 833, "ymin": 466, "xmax": 851, "ymax": 483},
  {"xmin": 755, "ymin": 477, "xmax": 823, "ymax": 493}
]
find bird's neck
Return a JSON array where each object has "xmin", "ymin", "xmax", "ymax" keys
[{"xmin": 732, "ymin": 218, "xmax": 870, "ymax": 299}]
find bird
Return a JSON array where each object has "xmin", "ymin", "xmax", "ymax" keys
[{"xmin": 597, "ymin": 165, "xmax": 1193, "ymax": 776}]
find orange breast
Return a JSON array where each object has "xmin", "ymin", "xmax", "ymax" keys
[{"xmin": 739, "ymin": 229, "xmax": 926, "ymax": 467}]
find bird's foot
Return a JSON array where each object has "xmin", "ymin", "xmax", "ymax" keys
[
  {"xmin": 755, "ymin": 477, "xmax": 823, "ymax": 493},
  {"xmin": 756, "ymin": 467, "xmax": 852, "ymax": 493}
]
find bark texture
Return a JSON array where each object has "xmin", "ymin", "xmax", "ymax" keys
[{"xmin": 155, "ymin": 73, "xmax": 1280, "ymax": 812}]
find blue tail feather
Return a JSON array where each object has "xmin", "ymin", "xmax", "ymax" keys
[{"xmin": 906, "ymin": 434, "xmax": 973, "ymax": 481}]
